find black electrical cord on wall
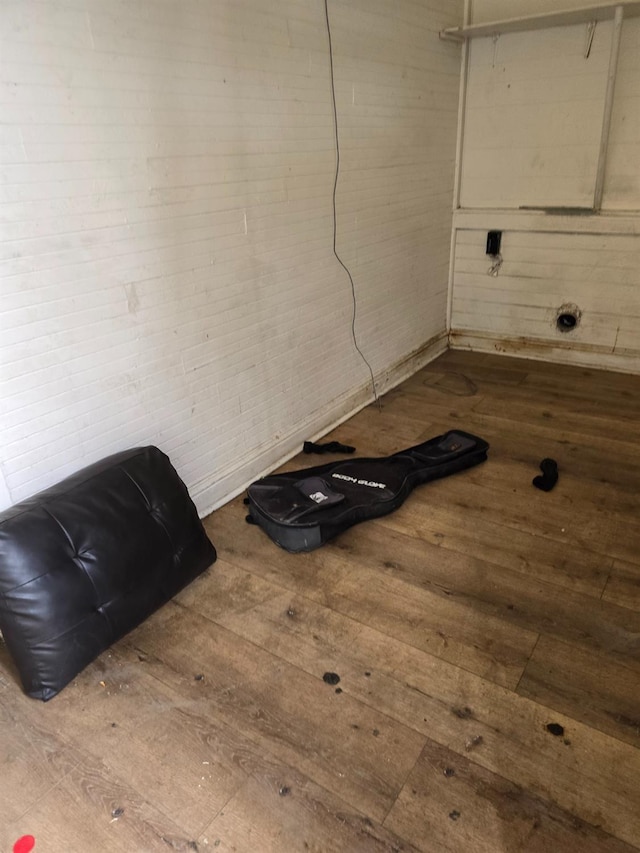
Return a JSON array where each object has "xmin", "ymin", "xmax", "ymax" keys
[{"xmin": 323, "ymin": 0, "xmax": 379, "ymax": 406}]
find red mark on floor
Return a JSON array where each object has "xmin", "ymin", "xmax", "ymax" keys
[{"xmin": 13, "ymin": 836, "xmax": 36, "ymax": 853}]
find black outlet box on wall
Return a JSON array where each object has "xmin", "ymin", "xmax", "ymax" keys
[{"xmin": 486, "ymin": 230, "xmax": 502, "ymax": 256}]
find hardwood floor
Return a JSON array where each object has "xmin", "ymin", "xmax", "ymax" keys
[{"xmin": 2, "ymin": 350, "xmax": 639, "ymax": 852}]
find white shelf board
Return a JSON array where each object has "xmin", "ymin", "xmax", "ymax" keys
[{"xmin": 440, "ymin": 1, "xmax": 640, "ymax": 40}]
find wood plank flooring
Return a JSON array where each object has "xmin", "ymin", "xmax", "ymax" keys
[{"xmin": 1, "ymin": 350, "xmax": 639, "ymax": 852}]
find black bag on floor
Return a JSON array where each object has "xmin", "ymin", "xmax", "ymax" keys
[{"xmin": 246, "ymin": 430, "xmax": 488, "ymax": 552}]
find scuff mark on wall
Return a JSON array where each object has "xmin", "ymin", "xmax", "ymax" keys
[{"xmin": 124, "ymin": 283, "xmax": 140, "ymax": 315}]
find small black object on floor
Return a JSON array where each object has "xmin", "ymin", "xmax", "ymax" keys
[
  {"xmin": 533, "ymin": 458, "xmax": 559, "ymax": 491},
  {"xmin": 303, "ymin": 440, "xmax": 355, "ymax": 455}
]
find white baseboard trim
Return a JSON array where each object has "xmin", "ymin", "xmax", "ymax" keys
[
  {"xmin": 193, "ymin": 331, "xmax": 448, "ymax": 518},
  {"xmin": 449, "ymin": 330, "xmax": 640, "ymax": 375}
]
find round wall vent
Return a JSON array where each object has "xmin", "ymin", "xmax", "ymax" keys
[{"xmin": 555, "ymin": 304, "xmax": 581, "ymax": 333}]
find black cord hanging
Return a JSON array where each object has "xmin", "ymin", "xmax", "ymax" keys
[{"xmin": 323, "ymin": 0, "xmax": 379, "ymax": 406}]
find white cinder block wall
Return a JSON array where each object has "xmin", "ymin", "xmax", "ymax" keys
[
  {"xmin": 0, "ymin": 0, "xmax": 463, "ymax": 513},
  {"xmin": 450, "ymin": 0, "xmax": 640, "ymax": 372}
]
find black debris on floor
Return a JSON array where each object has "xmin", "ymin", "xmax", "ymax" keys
[
  {"xmin": 465, "ymin": 735, "xmax": 483, "ymax": 752},
  {"xmin": 533, "ymin": 458, "xmax": 559, "ymax": 492},
  {"xmin": 452, "ymin": 706, "xmax": 474, "ymax": 719}
]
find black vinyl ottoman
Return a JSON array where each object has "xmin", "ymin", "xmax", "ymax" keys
[{"xmin": 0, "ymin": 446, "xmax": 216, "ymax": 700}]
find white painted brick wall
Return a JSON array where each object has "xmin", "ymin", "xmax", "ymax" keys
[
  {"xmin": 471, "ymin": 0, "xmax": 616, "ymax": 24},
  {"xmin": 451, "ymin": 4, "xmax": 640, "ymax": 370},
  {"xmin": 451, "ymin": 218, "xmax": 640, "ymax": 369},
  {"xmin": 460, "ymin": 21, "xmax": 612, "ymax": 209},
  {"xmin": 0, "ymin": 0, "xmax": 463, "ymax": 513}
]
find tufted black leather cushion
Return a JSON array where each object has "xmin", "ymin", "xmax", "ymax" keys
[{"xmin": 0, "ymin": 446, "xmax": 216, "ymax": 700}]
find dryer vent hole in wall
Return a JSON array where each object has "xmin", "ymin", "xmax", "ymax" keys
[
  {"xmin": 556, "ymin": 305, "xmax": 581, "ymax": 333},
  {"xmin": 557, "ymin": 313, "xmax": 577, "ymax": 331}
]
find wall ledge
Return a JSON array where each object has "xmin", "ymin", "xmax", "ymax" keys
[{"xmin": 453, "ymin": 209, "xmax": 640, "ymax": 235}]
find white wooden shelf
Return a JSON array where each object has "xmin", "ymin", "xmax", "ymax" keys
[{"xmin": 440, "ymin": 0, "xmax": 640, "ymax": 41}]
